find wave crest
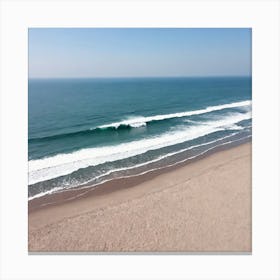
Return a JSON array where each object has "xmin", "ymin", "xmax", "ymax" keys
[
  {"xmin": 29, "ymin": 100, "xmax": 251, "ymax": 143},
  {"xmin": 28, "ymin": 111, "xmax": 251, "ymax": 185}
]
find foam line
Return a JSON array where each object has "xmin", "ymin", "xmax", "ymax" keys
[
  {"xmin": 96, "ymin": 100, "xmax": 251, "ymax": 129},
  {"xmin": 29, "ymin": 100, "xmax": 251, "ymax": 143},
  {"xmin": 28, "ymin": 112, "xmax": 251, "ymax": 185},
  {"xmin": 28, "ymin": 134, "xmax": 251, "ymax": 201}
]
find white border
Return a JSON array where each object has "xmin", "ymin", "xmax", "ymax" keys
[{"xmin": 0, "ymin": 0, "xmax": 279, "ymax": 279}]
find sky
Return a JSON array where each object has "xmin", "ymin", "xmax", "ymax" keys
[{"xmin": 29, "ymin": 28, "xmax": 251, "ymax": 78}]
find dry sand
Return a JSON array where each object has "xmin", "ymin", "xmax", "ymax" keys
[{"xmin": 28, "ymin": 143, "xmax": 252, "ymax": 252}]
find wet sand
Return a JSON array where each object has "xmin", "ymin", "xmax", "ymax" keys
[{"xmin": 28, "ymin": 142, "xmax": 252, "ymax": 252}]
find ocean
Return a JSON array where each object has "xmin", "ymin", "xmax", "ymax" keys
[{"xmin": 28, "ymin": 77, "xmax": 252, "ymax": 200}]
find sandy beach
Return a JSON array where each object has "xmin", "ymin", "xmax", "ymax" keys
[{"xmin": 28, "ymin": 142, "xmax": 251, "ymax": 252}]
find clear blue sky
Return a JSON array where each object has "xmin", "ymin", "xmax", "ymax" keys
[{"xmin": 29, "ymin": 28, "xmax": 251, "ymax": 78}]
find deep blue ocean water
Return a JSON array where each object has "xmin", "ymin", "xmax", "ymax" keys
[{"xmin": 28, "ymin": 77, "xmax": 252, "ymax": 199}]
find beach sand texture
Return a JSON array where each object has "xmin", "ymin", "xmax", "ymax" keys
[{"xmin": 28, "ymin": 143, "xmax": 251, "ymax": 252}]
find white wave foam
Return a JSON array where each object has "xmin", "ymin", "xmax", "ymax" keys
[
  {"xmin": 28, "ymin": 111, "xmax": 251, "ymax": 185},
  {"xmin": 28, "ymin": 186, "xmax": 66, "ymax": 201},
  {"xmin": 128, "ymin": 120, "xmax": 146, "ymax": 128},
  {"xmin": 28, "ymin": 134, "xmax": 250, "ymax": 201},
  {"xmin": 69, "ymin": 131, "xmax": 241, "ymax": 186},
  {"xmin": 97, "ymin": 100, "xmax": 251, "ymax": 129},
  {"xmin": 227, "ymin": 124, "xmax": 243, "ymax": 130}
]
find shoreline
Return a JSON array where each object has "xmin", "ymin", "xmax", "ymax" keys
[
  {"xmin": 29, "ymin": 141, "xmax": 252, "ymax": 252},
  {"xmin": 29, "ymin": 136, "xmax": 250, "ymax": 213}
]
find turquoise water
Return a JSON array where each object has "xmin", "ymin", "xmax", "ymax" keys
[{"xmin": 28, "ymin": 77, "xmax": 252, "ymax": 199}]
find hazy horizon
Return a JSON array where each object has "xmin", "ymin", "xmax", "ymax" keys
[{"xmin": 29, "ymin": 28, "xmax": 251, "ymax": 79}]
